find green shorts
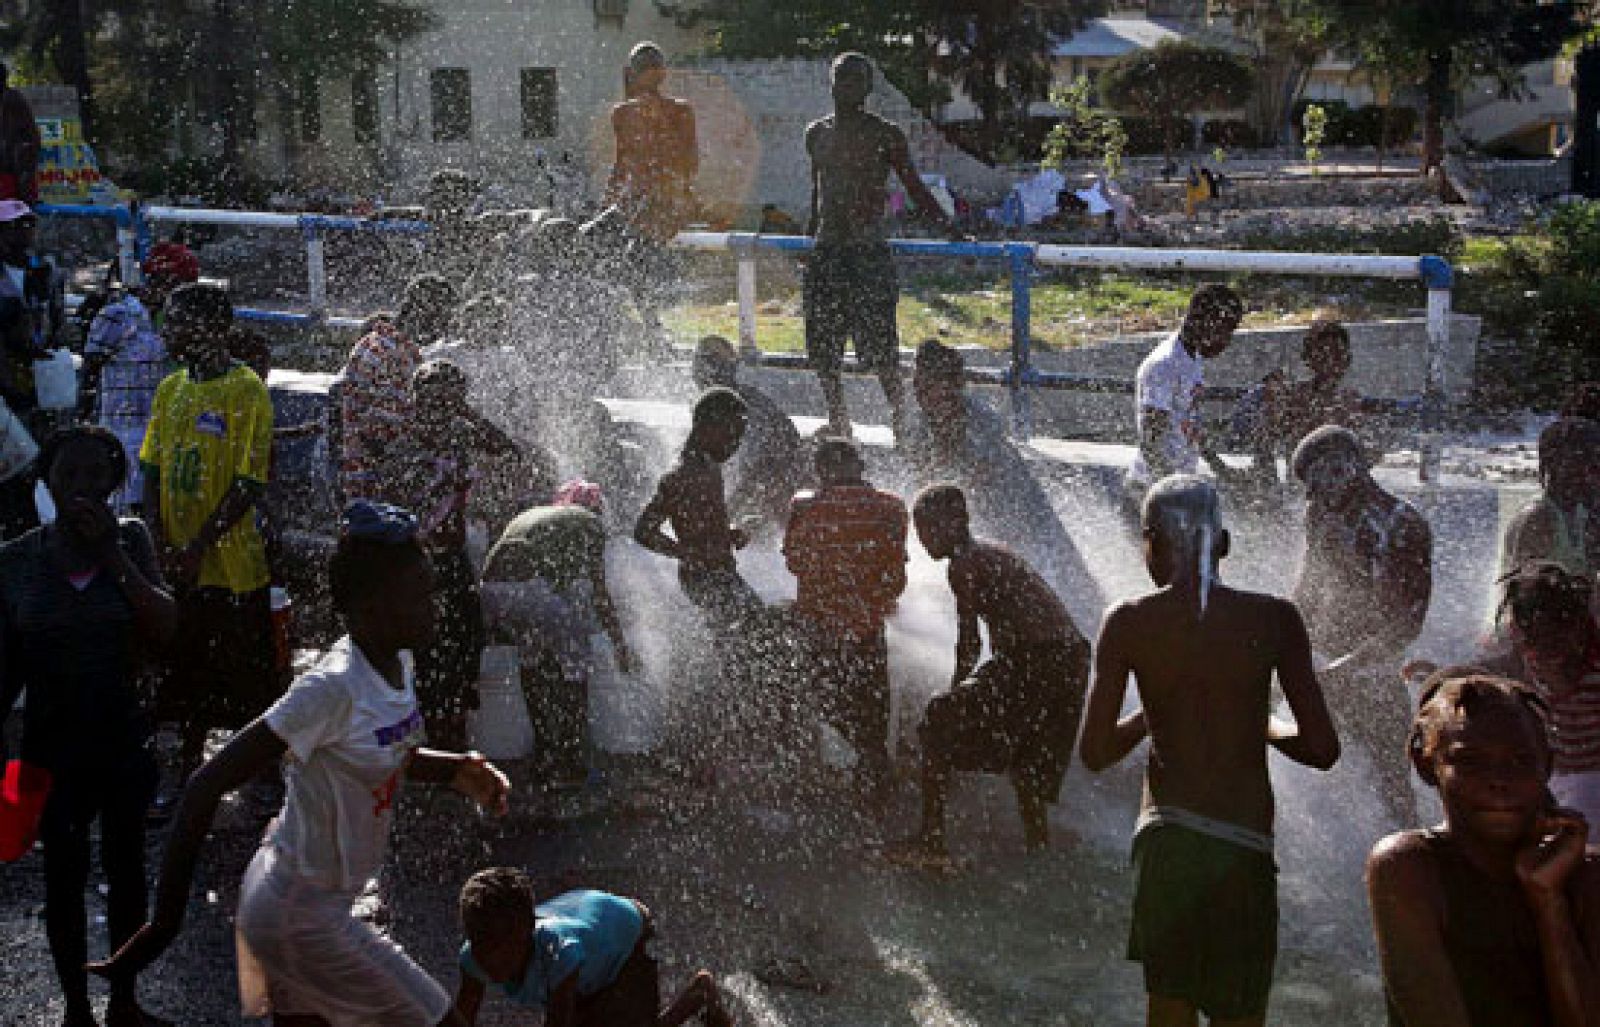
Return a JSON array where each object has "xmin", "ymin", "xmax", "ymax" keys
[{"xmin": 1127, "ymin": 823, "xmax": 1278, "ymax": 1020}]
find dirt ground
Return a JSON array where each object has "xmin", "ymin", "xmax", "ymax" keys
[{"xmin": 0, "ymin": 744, "xmax": 1392, "ymax": 1026}]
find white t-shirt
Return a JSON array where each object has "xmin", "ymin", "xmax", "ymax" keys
[
  {"xmin": 1129, "ymin": 332, "xmax": 1204, "ymax": 485},
  {"xmin": 265, "ymin": 637, "xmax": 427, "ymax": 894}
]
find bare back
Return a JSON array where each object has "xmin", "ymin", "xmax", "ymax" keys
[{"xmin": 1105, "ymin": 585, "xmax": 1312, "ymax": 835}]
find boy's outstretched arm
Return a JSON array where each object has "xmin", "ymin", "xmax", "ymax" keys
[
  {"xmin": 1079, "ymin": 606, "xmax": 1148, "ymax": 772},
  {"xmin": 89, "ymin": 720, "xmax": 287, "ymax": 981},
  {"xmin": 889, "ymin": 131, "xmax": 960, "ymax": 238},
  {"xmin": 405, "ymin": 749, "xmax": 510, "ymax": 817},
  {"xmin": 1269, "ymin": 600, "xmax": 1340, "ymax": 770},
  {"xmin": 1366, "ymin": 834, "xmax": 1473, "ymax": 1026}
]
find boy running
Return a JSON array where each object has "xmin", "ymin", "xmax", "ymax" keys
[
  {"xmin": 892, "ymin": 484, "xmax": 1089, "ymax": 863},
  {"xmin": 1368, "ymin": 668, "xmax": 1600, "ymax": 1024},
  {"xmin": 92, "ymin": 501, "xmax": 511, "ymax": 1025},
  {"xmin": 1080, "ymin": 475, "xmax": 1339, "ymax": 1026},
  {"xmin": 453, "ymin": 867, "xmax": 731, "ymax": 1026},
  {"xmin": 138, "ymin": 282, "xmax": 277, "ymax": 783}
]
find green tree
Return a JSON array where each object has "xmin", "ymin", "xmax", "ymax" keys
[
  {"xmin": 5, "ymin": 0, "xmax": 434, "ymax": 182},
  {"xmin": 1097, "ymin": 40, "xmax": 1255, "ymax": 165},
  {"xmin": 1211, "ymin": 0, "xmax": 1329, "ymax": 146},
  {"xmin": 666, "ymin": 0, "xmax": 1104, "ymax": 159},
  {"xmin": 1303, "ymin": 0, "xmax": 1584, "ymax": 174},
  {"xmin": 1043, "ymin": 75, "xmax": 1126, "ymax": 177}
]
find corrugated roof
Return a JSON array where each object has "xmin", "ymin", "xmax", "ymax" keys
[{"xmin": 1051, "ymin": 18, "xmax": 1187, "ymax": 59}]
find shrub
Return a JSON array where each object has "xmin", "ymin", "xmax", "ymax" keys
[
  {"xmin": 1459, "ymin": 202, "xmax": 1600, "ymax": 405},
  {"xmin": 1230, "ymin": 216, "xmax": 1463, "ymax": 258}
]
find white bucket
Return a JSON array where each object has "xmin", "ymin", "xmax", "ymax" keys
[
  {"xmin": 466, "ymin": 645, "xmax": 535, "ymax": 760},
  {"xmin": 32, "ymin": 349, "xmax": 78, "ymax": 411},
  {"xmin": 588, "ymin": 637, "xmax": 663, "ymax": 754},
  {"xmin": 0, "ymin": 400, "xmax": 37, "ymax": 482}
]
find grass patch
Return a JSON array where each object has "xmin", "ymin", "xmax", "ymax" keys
[{"xmin": 664, "ymin": 266, "xmax": 1432, "ymax": 354}]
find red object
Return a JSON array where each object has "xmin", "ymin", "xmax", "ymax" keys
[
  {"xmin": 0, "ymin": 174, "xmax": 18, "ymax": 201},
  {"xmin": 140, "ymin": 241, "xmax": 201, "ymax": 284},
  {"xmin": 270, "ymin": 588, "xmax": 294, "ymax": 678},
  {"xmin": 0, "ymin": 759, "xmax": 52, "ymax": 861}
]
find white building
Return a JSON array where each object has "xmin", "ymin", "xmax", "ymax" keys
[{"xmin": 250, "ymin": 0, "xmax": 706, "ymax": 202}]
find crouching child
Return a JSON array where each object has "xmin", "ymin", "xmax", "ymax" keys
[{"xmin": 454, "ymin": 867, "xmax": 733, "ymax": 1026}]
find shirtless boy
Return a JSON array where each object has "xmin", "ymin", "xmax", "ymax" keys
[
  {"xmin": 633, "ymin": 387, "xmax": 755, "ymax": 626},
  {"xmin": 1368, "ymin": 668, "xmax": 1600, "ymax": 1025},
  {"xmin": 1081, "ymin": 475, "xmax": 1339, "ymax": 1026},
  {"xmin": 893, "ymin": 484, "xmax": 1090, "ymax": 863},
  {"xmin": 805, "ymin": 53, "xmax": 959, "ymax": 438}
]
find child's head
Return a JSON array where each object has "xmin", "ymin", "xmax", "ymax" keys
[
  {"xmin": 1408, "ymin": 668, "xmax": 1552, "ymax": 845},
  {"xmin": 1141, "ymin": 474, "xmax": 1228, "ymax": 608},
  {"xmin": 227, "ymin": 326, "xmax": 272, "ymax": 380},
  {"xmin": 163, "ymin": 282, "xmax": 234, "ymax": 365},
  {"xmin": 692, "ymin": 335, "xmax": 739, "ymax": 390},
  {"xmin": 1301, "ymin": 319, "xmax": 1350, "ymax": 384},
  {"xmin": 831, "ymin": 52, "xmax": 874, "ymax": 108},
  {"xmin": 459, "ymin": 867, "xmax": 536, "ymax": 985},
  {"xmin": 41, "ymin": 424, "xmax": 126, "ymax": 511},
  {"xmin": 628, "ymin": 41, "xmax": 668, "ymax": 92},
  {"xmin": 1536, "ymin": 416, "xmax": 1600, "ymax": 505},
  {"xmin": 329, "ymin": 501, "xmax": 435, "ymax": 649},
  {"xmin": 1291, "ymin": 425, "xmax": 1368, "ymax": 505},
  {"xmin": 398, "ymin": 274, "xmax": 460, "ymax": 344},
  {"xmin": 413, "ymin": 359, "xmax": 470, "ymax": 422},
  {"xmin": 815, "ymin": 436, "xmax": 865, "ymax": 487},
  {"xmin": 1182, "ymin": 284, "xmax": 1244, "ymax": 358},
  {"xmin": 1499, "ymin": 561, "xmax": 1598, "ymax": 688},
  {"xmin": 912, "ymin": 483, "xmax": 970, "ymax": 560},
  {"xmin": 689, "ymin": 387, "xmax": 748, "ymax": 463}
]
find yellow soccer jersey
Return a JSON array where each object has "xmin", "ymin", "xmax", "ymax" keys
[{"xmin": 140, "ymin": 364, "xmax": 273, "ymax": 593}]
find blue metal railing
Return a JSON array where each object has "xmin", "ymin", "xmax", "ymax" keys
[{"xmin": 36, "ymin": 201, "xmax": 1456, "ymax": 479}]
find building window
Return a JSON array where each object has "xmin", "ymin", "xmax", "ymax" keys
[
  {"xmin": 521, "ymin": 68, "xmax": 559, "ymax": 139},
  {"xmin": 594, "ymin": 0, "xmax": 629, "ymax": 25},
  {"xmin": 431, "ymin": 68, "xmax": 472, "ymax": 142},
  {"xmin": 352, "ymin": 68, "xmax": 379, "ymax": 146}
]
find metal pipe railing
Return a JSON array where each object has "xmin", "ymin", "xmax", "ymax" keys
[{"xmin": 36, "ymin": 203, "xmax": 1455, "ymax": 480}]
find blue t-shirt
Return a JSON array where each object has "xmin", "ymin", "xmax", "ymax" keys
[{"xmin": 460, "ymin": 890, "xmax": 645, "ymax": 1009}]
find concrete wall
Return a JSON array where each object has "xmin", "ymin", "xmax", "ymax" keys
[
  {"xmin": 264, "ymin": 0, "xmax": 704, "ymax": 200},
  {"xmin": 652, "ymin": 314, "xmax": 1482, "ymax": 444}
]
